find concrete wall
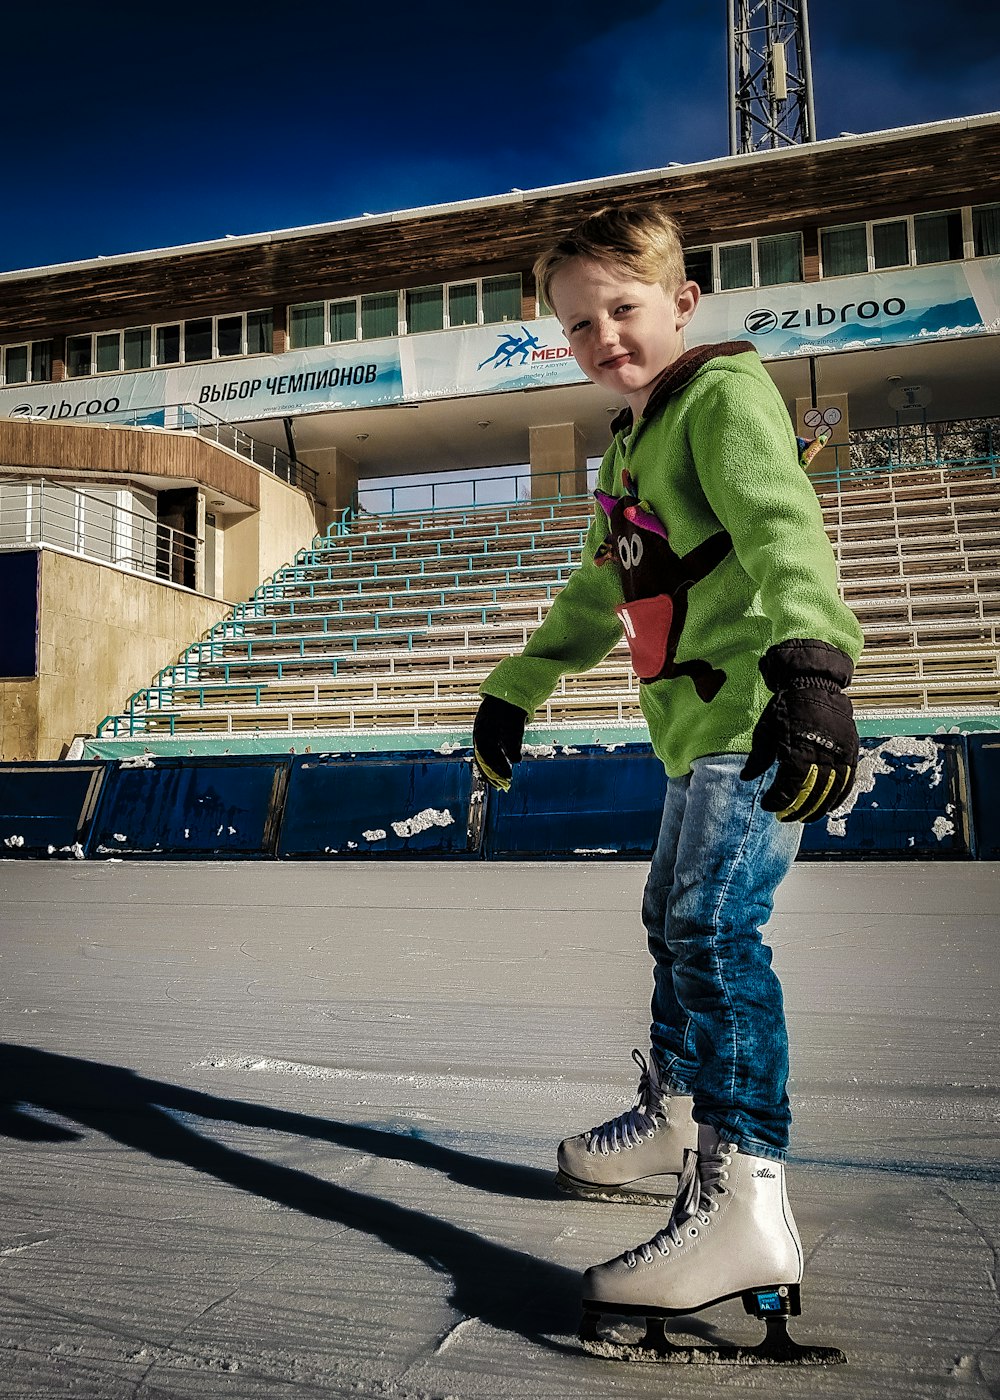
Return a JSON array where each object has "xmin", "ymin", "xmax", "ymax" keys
[
  {"xmin": 0, "ymin": 549, "xmax": 229, "ymax": 761},
  {"xmin": 0, "ymin": 679, "xmax": 40, "ymax": 764},
  {"xmin": 223, "ymin": 471, "xmax": 323, "ymax": 602}
]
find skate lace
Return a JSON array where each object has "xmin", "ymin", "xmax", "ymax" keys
[
  {"xmin": 585, "ymin": 1049, "xmax": 667, "ymax": 1156},
  {"xmin": 624, "ymin": 1141, "xmax": 734, "ymax": 1267}
]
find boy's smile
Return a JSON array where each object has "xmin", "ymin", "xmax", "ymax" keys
[{"xmin": 548, "ymin": 256, "xmax": 699, "ymax": 418}]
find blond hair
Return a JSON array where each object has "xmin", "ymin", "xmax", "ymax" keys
[{"xmin": 534, "ymin": 204, "xmax": 686, "ymax": 313}]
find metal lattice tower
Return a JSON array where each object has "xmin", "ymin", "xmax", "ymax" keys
[{"xmin": 727, "ymin": 0, "xmax": 817, "ymax": 155}]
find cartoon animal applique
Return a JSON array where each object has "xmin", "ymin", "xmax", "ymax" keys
[{"xmin": 594, "ymin": 468, "xmax": 732, "ymax": 702}]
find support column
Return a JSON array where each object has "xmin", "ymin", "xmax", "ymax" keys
[
  {"xmin": 528, "ymin": 422, "xmax": 588, "ymax": 501},
  {"xmin": 297, "ymin": 446, "xmax": 359, "ymax": 527}
]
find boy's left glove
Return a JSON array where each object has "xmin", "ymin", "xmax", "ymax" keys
[
  {"xmin": 473, "ymin": 694, "xmax": 527, "ymax": 792},
  {"xmin": 741, "ymin": 639, "xmax": 859, "ymax": 823}
]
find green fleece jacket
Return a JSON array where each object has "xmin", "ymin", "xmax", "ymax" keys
[{"xmin": 479, "ymin": 342, "xmax": 864, "ymax": 778}]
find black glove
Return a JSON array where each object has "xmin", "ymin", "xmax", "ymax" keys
[
  {"xmin": 472, "ymin": 694, "xmax": 527, "ymax": 792},
  {"xmin": 741, "ymin": 639, "xmax": 859, "ymax": 823}
]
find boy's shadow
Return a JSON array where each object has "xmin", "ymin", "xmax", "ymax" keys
[{"xmin": 0, "ymin": 1042, "xmax": 581, "ymax": 1353}]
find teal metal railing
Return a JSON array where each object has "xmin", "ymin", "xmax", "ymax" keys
[{"xmin": 353, "ymin": 466, "xmax": 591, "ymax": 519}]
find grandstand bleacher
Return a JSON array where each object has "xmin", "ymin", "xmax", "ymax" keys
[{"xmin": 94, "ymin": 461, "xmax": 1000, "ymax": 745}]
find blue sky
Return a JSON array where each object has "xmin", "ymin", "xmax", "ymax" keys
[{"xmin": 3, "ymin": 0, "xmax": 998, "ymax": 274}]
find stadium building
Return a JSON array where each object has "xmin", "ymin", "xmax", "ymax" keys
[{"xmin": 1, "ymin": 111, "xmax": 999, "ymax": 764}]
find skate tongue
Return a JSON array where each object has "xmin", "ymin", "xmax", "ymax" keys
[{"xmin": 697, "ymin": 1123, "xmax": 723, "ymax": 1155}]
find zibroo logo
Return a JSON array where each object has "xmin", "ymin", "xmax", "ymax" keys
[{"xmin": 745, "ymin": 297, "xmax": 906, "ymax": 336}]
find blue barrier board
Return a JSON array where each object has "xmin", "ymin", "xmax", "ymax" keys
[
  {"xmin": 799, "ymin": 735, "xmax": 972, "ymax": 859},
  {"xmin": 279, "ymin": 751, "xmax": 474, "ymax": 858},
  {"xmin": 88, "ymin": 757, "xmax": 290, "ymax": 857},
  {"xmin": 966, "ymin": 734, "xmax": 1000, "ymax": 859},
  {"xmin": 0, "ymin": 762, "xmax": 106, "ymax": 857},
  {"xmin": 0, "ymin": 551, "xmax": 40, "ymax": 679},
  {"xmin": 483, "ymin": 744, "xmax": 667, "ymax": 859}
]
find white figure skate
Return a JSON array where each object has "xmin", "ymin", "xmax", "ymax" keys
[
  {"xmin": 579, "ymin": 1126, "xmax": 845, "ymax": 1364},
  {"xmin": 556, "ymin": 1050, "xmax": 697, "ymax": 1205}
]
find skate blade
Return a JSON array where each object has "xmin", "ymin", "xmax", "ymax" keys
[
  {"xmin": 581, "ymin": 1292, "xmax": 846, "ymax": 1365},
  {"xmin": 555, "ymin": 1170, "xmax": 677, "ymax": 1207}
]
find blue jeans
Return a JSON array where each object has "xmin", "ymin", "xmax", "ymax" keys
[{"xmin": 642, "ymin": 754, "xmax": 802, "ymax": 1162}]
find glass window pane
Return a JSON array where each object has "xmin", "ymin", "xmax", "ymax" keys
[
  {"xmin": 155, "ymin": 325, "xmax": 180, "ymax": 364},
  {"xmin": 289, "ymin": 303, "xmax": 325, "ymax": 348},
  {"xmin": 685, "ymin": 247, "xmax": 713, "ymax": 294},
  {"xmin": 329, "ymin": 301, "xmax": 357, "ymax": 342},
  {"xmin": 405, "ymin": 285, "xmax": 444, "ymax": 334},
  {"xmin": 66, "ymin": 335, "xmax": 93, "ymax": 378},
  {"xmin": 873, "ymin": 220, "xmax": 909, "ymax": 269},
  {"xmin": 448, "ymin": 282, "xmax": 478, "ymax": 327},
  {"xmin": 30, "ymin": 341, "xmax": 53, "ymax": 382},
  {"xmin": 185, "ymin": 318, "xmax": 212, "ymax": 362},
  {"xmin": 758, "ymin": 233, "xmax": 802, "ymax": 287},
  {"xmin": 718, "ymin": 243, "xmax": 753, "ymax": 290},
  {"xmin": 4, "ymin": 345, "xmax": 28, "ymax": 384},
  {"xmin": 217, "ymin": 315, "xmax": 243, "ymax": 357},
  {"xmin": 96, "ymin": 332, "xmax": 120, "ymax": 373},
  {"xmin": 820, "ymin": 224, "xmax": 867, "ymax": 276},
  {"xmin": 482, "ymin": 274, "xmax": 521, "ymax": 324},
  {"xmin": 914, "ymin": 210, "xmax": 963, "ymax": 264},
  {"xmin": 360, "ymin": 292, "xmax": 398, "ymax": 340},
  {"xmin": 246, "ymin": 310, "xmax": 272, "ymax": 354},
  {"xmin": 973, "ymin": 203, "xmax": 1000, "ymax": 257},
  {"xmin": 123, "ymin": 327, "xmax": 151, "ymax": 371}
]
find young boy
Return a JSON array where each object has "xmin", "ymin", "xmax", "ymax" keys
[{"xmin": 472, "ymin": 205, "xmax": 863, "ymax": 1327}]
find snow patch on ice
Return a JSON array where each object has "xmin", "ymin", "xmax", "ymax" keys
[
  {"xmin": 437, "ymin": 742, "xmax": 463, "ymax": 755},
  {"xmin": 932, "ymin": 816, "xmax": 955, "ymax": 841},
  {"xmin": 363, "ymin": 828, "xmax": 387, "ymax": 842},
  {"xmin": 391, "ymin": 808, "xmax": 454, "ymax": 838},
  {"xmin": 3, "ymin": 834, "xmax": 25, "ymax": 848},
  {"xmin": 197, "ymin": 1055, "xmax": 581, "ymax": 1100}
]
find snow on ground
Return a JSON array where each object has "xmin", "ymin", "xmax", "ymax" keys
[{"xmin": 0, "ymin": 858, "xmax": 997, "ymax": 1399}]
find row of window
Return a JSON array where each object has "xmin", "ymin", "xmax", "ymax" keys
[
  {"xmin": 288, "ymin": 274, "xmax": 523, "ymax": 349},
  {"xmin": 816, "ymin": 205, "xmax": 999, "ymax": 278},
  {"xmin": 0, "ymin": 312, "xmax": 273, "ymax": 386},
  {"xmin": 685, "ymin": 204, "xmax": 1000, "ymax": 293},
  {"xmin": 0, "ymin": 278, "xmax": 522, "ymax": 383},
  {"xmin": 3, "ymin": 204, "xmax": 1000, "ymax": 385}
]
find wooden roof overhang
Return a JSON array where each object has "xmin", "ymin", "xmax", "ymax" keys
[
  {"xmin": 3, "ymin": 118, "xmax": 1000, "ymax": 340},
  {"xmin": 0, "ymin": 419, "xmax": 261, "ymax": 510}
]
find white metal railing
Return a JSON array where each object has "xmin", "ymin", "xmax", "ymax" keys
[{"xmin": 0, "ymin": 478, "xmax": 201, "ymax": 589}]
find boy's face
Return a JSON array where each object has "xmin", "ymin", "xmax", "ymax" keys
[{"xmin": 548, "ymin": 256, "xmax": 699, "ymax": 417}]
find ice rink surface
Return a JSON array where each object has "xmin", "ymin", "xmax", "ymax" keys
[{"xmin": 0, "ymin": 857, "xmax": 997, "ymax": 1400}]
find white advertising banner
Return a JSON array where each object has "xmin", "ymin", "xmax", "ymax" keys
[
  {"xmin": 0, "ymin": 341, "xmax": 405, "ymax": 427},
  {"xmin": 1, "ymin": 256, "xmax": 997, "ymax": 427},
  {"xmin": 688, "ymin": 256, "xmax": 1000, "ymax": 358}
]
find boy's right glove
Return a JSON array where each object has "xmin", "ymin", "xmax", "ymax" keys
[
  {"xmin": 740, "ymin": 639, "xmax": 859, "ymax": 823},
  {"xmin": 472, "ymin": 694, "xmax": 527, "ymax": 792}
]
